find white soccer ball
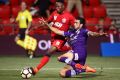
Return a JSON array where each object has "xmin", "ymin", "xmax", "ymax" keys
[{"xmin": 21, "ymin": 67, "xmax": 32, "ymax": 79}]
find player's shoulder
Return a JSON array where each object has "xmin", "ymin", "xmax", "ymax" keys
[
  {"xmin": 25, "ymin": 10, "xmax": 30, "ymax": 13},
  {"xmin": 81, "ymin": 28, "xmax": 89, "ymax": 33},
  {"xmin": 51, "ymin": 10, "xmax": 58, "ymax": 14},
  {"xmin": 64, "ymin": 10, "xmax": 72, "ymax": 15}
]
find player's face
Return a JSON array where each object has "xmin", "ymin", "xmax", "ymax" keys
[
  {"xmin": 21, "ymin": 2, "xmax": 27, "ymax": 11},
  {"xmin": 74, "ymin": 20, "xmax": 81, "ymax": 29},
  {"xmin": 55, "ymin": 2, "xmax": 64, "ymax": 13}
]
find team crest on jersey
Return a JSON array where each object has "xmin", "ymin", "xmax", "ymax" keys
[
  {"xmin": 62, "ymin": 18, "xmax": 66, "ymax": 23},
  {"xmin": 54, "ymin": 16, "xmax": 57, "ymax": 20}
]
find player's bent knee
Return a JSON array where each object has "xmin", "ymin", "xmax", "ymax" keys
[{"xmin": 57, "ymin": 56, "xmax": 61, "ymax": 61}]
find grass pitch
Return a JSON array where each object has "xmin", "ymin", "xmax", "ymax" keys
[{"xmin": 0, "ymin": 55, "xmax": 120, "ymax": 80}]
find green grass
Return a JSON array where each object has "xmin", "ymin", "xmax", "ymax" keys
[{"xmin": 0, "ymin": 55, "xmax": 120, "ymax": 80}]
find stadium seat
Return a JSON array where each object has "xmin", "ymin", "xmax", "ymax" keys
[
  {"xmin": 86, "ymin": 18, "xmax": 98, "ymax": 32},
  {"xmin": 104, "ymin": 17, "xmax": 112, "ymax": 26},
  {"xmin": 0, "ymin": 5, "xmax": 10, "ymax": 19},
  {"xmin": 82, "ymin": 0, "xmax": 87, "ymax": 6},
  {"xmin": 93, "ymin": 5, "xmax": 107, "ymax": 18},
  {"xmin": 83, "ymin": 6, "xmax": 93, "ymax": 18},
  {"xmin": 32, "ymin": 18, "xmax": 40, "ymax": 27},
  {"xmin": 2, "ymin": 19, "xmax": 13, "ymax": 35},
  {"xmin": 0, "ymin": 31, "xmax": 5, "ymax": 35},
  {"xmin": 12, "ymin": 6, "xmax": 21, "ymax": 18},
  {"xmin": 89, "ymin": 0, "xmax": 101, "ymax": 7},
  {"xmin": 86, "ymin": 18, "xmax": 99, "ymax": 26},
  {"xmin": 72, "ymin": 8, "xmax": 79, "ymax": 18},
  {"xmin": 10, "ymin": 0, "xmax": 20, "ymax": 7},
  {"xmin": 22, "ymin": 0, "xmax": 35, "ymax": 6},
  {"xmin": 32, "ymin": 18, "xmax": 49, "ymax": 35}
]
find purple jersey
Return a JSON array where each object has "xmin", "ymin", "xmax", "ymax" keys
[
  {"xmin": 64, "ymin": 28, "xmax": 88, "ymax": 52},
  {"xmin": 64, "ymin": 28, "xmax": 89, "ymax": 65}
]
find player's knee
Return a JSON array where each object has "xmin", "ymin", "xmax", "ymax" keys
[
  {"xmin": 57, "ymin": 56, "xmax": 61, "ymax": 61},
  {"xmin": 59, "ymin": 69, "xmax": 66, "ymax": 77}
]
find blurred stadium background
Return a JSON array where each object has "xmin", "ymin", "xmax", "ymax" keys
[{"xmin": 0, "ymin": 0, "xmax": 120, "ymax": 80}]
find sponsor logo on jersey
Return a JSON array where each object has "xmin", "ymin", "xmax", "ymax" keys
[{"xmin": 54, "ymin": 16, "xmax": 57, "ymax": 20}]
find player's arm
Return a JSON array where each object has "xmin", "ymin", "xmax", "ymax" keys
[
  {"xmin": 46, "ymin": 23, "xmax": 64, "ymax": 36},
  {"xmin": 88, "ymin": 31, "xmax": 107, "ymax": 37}
]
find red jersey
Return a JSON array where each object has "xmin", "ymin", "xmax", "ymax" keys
[{"xmin": 48, "ymin": 10, "xmax": 75, "ymax": 39}]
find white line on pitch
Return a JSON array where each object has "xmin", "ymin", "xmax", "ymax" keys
[{"xmin": 0, "ymin": 67, "xmax": 120, "ymax": 71}]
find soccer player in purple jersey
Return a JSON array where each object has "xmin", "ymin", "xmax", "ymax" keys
[{"xmin": 41, "ymin": 17, "xmax": 106, "ymax": 77}]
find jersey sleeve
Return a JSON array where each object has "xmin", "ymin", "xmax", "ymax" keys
[
  {"xmin": 63, "ymin": 31, "xmax": 72, "ymax": 37},
  {"xmin": 84, "ymin": 29, "xmax": 89, "ymax": 35}
]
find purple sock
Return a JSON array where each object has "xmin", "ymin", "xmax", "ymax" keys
[
  {"xmin": 75, "ymin": 68, "xmax": 86, "ymax": 74},
  {"xmin": 65, "ymin": 70, "xmax": 76, "ymax": 77},
  {"xmin": 59, "ymin": 57, "xmax": 76, "ymax": 68},
  {"xmin": 65, "ymin": 69, "xmax": 85, "ymax": 77}
]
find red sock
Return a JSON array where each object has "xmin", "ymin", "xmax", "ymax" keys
[{"xmin": 35, "ymin": 56, "xmax": 50, "ymax": 73}]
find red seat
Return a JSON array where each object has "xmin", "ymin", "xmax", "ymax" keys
[
  {"xmin": 89, "ymin": 0, "xmax": 101, "ymax": 7},
  {"xmin": 32, "ymin": 18, "xmax": 41, "ymax": 27},
  {"xmin": 32, "ymin": 18, "xmax": 49, "ymax": 35},
  {"xmin": 22, "ymin": 0, "xmax": 35, "ymax": 6},
  {"xmin": 83, "ymin": 6, "xmax": 93, "ymax": 18},
  {"xmin": 86, "ymin": 18, "xmax": 98, "ymax": 32},
  {"xmin": 10, "ymin": 0, "xmax": 19, "ymax": 7},
  {"xmin": 86, "ymin": 18, "xmax": 98, "ymax": 26},
  {"xmin": 0, "ymin": 5, "xmax": 10, "ymax": 19},
  {"xmin": 2, "ymin": 19, "xmax": 13, "ymax": 35},
  {"xmin": 12, "ymin": 6, "xmax": 21, "ymax": 18},
  {"xmin": 93, "ymin": 5, "xmax": 107, "ymax": 18},
  {"xmin": 104, "ymin": 17, "xmax": 112, "ymax": 26},
  {"xmin": 72, "ymin": 8, "xmax": 79, "ymax": 18}
]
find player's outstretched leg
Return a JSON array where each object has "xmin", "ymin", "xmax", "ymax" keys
[
  {"xmin": 29, "ymin": 55, "xmax": 50, "ymax": 75},
  {"xmin": 59, "ymin": 68, "xmax": 86, "ymax": 78},
  {"xmin": 75, "ymin": 64, "xmax": 96, "ymax": 73},
  {"xmin": 58, "ymin": 57, "xmax": 83, "ymax": 69},
  {"xmin": 30, "ymin": 46, "xmax": 57, "ymax": 75}
]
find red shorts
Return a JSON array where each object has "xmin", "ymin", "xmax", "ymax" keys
[
  {"xmin": 51, "ymin": 39, "xmax": 65, "ymax": 51},
  {"xmin": 51, "ymin": 39, "xmax": 71, "ymax": 51}
]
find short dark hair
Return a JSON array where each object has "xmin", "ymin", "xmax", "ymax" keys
[
  {"xmin": 56, "ymin": 0, "xmax": 64, "ymax": 3},
  {"xmin": 76, "ymin": 17, "xmax": 86, "ymax": 25}
]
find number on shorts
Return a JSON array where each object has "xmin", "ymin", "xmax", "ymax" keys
[
  {"xmin": 56, "ymin": 41, "xmax": 60, "ymax": 45},
  {"xmin": 74, "ymin": 53, "xmax": 79, "ymax": 60}
]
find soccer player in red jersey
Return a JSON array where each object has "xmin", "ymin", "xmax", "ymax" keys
[{"xmin": 30, "ymin": 0, "xmax": 75, "ymax": 75}]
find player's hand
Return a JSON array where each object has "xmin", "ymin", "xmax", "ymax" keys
[
  {"xmin": 39, "ymin": 18, "xmax": 47, "ymax": 26},
  {"xmin": 25, "ymin": 30, "xmax": 29, "ymax": 34},
  {"xmin": 99, "ymin": 32, "xmax": 108, "ymax": 36}
]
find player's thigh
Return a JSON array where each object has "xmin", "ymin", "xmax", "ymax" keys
[
  {"xmin": 52, "ymin": 39, "xmax": 65, "ymax": 51},
  {"xmin": 48, "ymin": 45, "xmax": 57, "ymax": 53},
  {"xmin": 58, "ymin": 51, "xmax": 74, "ymax": 60},
  {"xmin": 59, "ymin": 65, "xmax": 72, "ymax": 77}
]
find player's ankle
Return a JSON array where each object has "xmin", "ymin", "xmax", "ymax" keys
[
  {"xmin": 75, "ymin": 63, "xmax": 83, "ymax": 69},
  {"xmin": 33, "ymin": 68, "xmax": 39, "ymax": 74},
  {"xmin": 29, "ymin": 67, "xmax": 37, "ymax": 75}
]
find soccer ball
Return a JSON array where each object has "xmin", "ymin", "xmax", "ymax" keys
[{"xmin": 21, "ymin": 67, "xmax": 32, "ymax": 79}]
